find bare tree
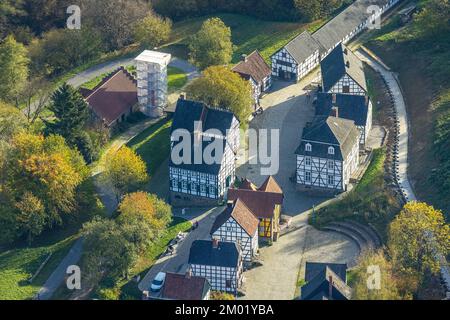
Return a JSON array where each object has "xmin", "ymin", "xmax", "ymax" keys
[{"xmin": 21, "ymin": 77, "xmax": 52, "ymax": 125}]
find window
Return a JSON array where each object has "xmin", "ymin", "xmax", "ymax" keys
[
  {"xmin": 328, "ymin": 175, "xmax": 334, "ymax": 185},
  {"xmin": 200, "ymin": 184, "xmax": 206, "ymax": 194},
  {"xmin": 191, "ymin": 182, "xmax": 197, "ymax": 193},
  {"xmin": 171, "ymin": 179, "xmax": 178, "ymax": 188},
  {"xmin": 305, "ymin": 157, "xmax": 311, "ymax": 166},
  {"xmin": 328, "ymin": 160, "xmax": 334, "ymax": 170},
  {"xmin": 226, "ymin": 280, "xmax": 232, "ymax": 288},
  {"xmin": 181, "ymin": 180, "xmax": 188, "ymax": 190},
  {"xmin": 328, "ymin": 146, "xmax": 335, "ymax": 155},
  {"xmin": 343, "ymin": 85, "xmax": 350, "ymax": 93},
  {"xmin": 305, "ymin": 143, "xmax": 312, "ymax": 152},
  {"xmin": 209, "ymin": 186, "xmax": 215, "ymax": 196},
  {"xmin": 305, "ymin": 171, "xmax": 311, "ymax": 182}
]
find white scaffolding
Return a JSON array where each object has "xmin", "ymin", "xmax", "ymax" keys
[{"xmin": 135, "ymin": 50, "xmax": 171, "ymax": 117}]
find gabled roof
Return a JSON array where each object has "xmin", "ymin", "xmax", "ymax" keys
[
  {"xmin": 82, "ymin": 67, "xmax": 138, "ymax": 126},
  {"xmin": 239, "ymin": 178, "xmax": 258, "ymax": 191},
  {"xmin": 161, "ymin": 272, "xmax": 210, "ymax": 300},
  {"xmin": 188, "ymin": 240, "xmax": 240, "ymax": 268},
  {"xmin": 320, "ymin": 43, "xmax": 367, "ymax": 92},
  {"xmin": 312, "ymin": 0, "xmax": 391, "ymax": 52},
  {"xmin": 305, "ymin": 262, "xmax": 348, "ymax": 283},
  {"xmin": 227, "ymin": 177, "xmax": 283, "ymax": 219},
  {"xmin": 282, "ymin": 31, "xmax": 324, "ymax": 64},
  {"xmin": 295, "ymin": 116, "xmax": 359, "ymax": 160},
  {"xmin": 258, "ymin": 176, "xmax": 283, "ymax": 194},
  {"xmin": 232, "ymin": 50, "xmax": 271, "ymax": 84},
  {"xmin": 169, "ymin": 99, "xmax": 238, "ymax": 175},
  {"xmin": 316, "ymin": 92, "xmax": 370, "ymax": 126},
  {"xmin": 301, "ymin": 265, "xmax": 352, "ymax": 300},
  {"xmin": 211, "ymin": 199, "xmax": 260, "ymax": 236}
]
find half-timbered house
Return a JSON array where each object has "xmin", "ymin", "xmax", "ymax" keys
[
  {"xmin": 232, "ymin": 50, "xmax": 272, "ymax": 108},
  {"xmin": 169, "ymin": 98, "xmax": 240, "ymax": 207},
  {"xmin": 188, "ymin": 240, "xmax": 243, "ymax": 295},
  {"xmin": 227, "ymin": 176, "xmax": 284, "ymax": 241},
  {"xmin": 316, "ymin": 93, "xmax": 372, "ymax": 146},
  {"xmin": 295, "ymin": 116, "xmax": 360, "ymax": 193},
  {"xmin": 210, "ymin": 199, "xmax": 259, "ymax": 263},
  {"xmin": 320, "ymin": 43, "xmax": 367, "ymax": 96}
]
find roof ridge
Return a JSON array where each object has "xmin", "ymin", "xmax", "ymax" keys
[{"xmin": 86, "ymin": 67, "xmax": 126, "ymax": 100}]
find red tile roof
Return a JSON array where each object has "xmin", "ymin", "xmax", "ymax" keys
[
  {"xmin": 161, "ymin": 272, "xmax": 210, "ymax": 300},
  {"xmin": 84, "ymin": 67, "xmax": 138, "ymax": 126},
  {"xmin": 258, "ymin": 176, "xmax": 283, "ymax": 194},
  {"xmin": 211, "ymin": 199, "xmax": 260, "ymax": 236},
  {"xmin": 232, "ymin": 50, "xmax": 271, "ymax": 84}
]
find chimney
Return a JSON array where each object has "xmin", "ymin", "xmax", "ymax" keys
[
  {"xmin": 328, "ymin": 275, "xmax": 333, "ymax": 300},
  {"xmin": 332, "ymin": 93, "xmax": 337, "ymax": 104},
  {"xmin": 180, "ymin": 93, "xmax": 185, "ymax": 100},
  {"xmin": 343, "ymin": 48, "xmax": 348, "ymax": 55},
  {"xmin": 365, "ymin": 95, "xmax": 369, "ymax": 105},
  {"xmin": 212, "ymin": 238, "xmax": 219, "ymax": 249},
  {"xmin": 241, "ymin": 54, "xmax": 248, "ymax": 62},
  {"xmin": 346, "ymin": 61, "xmax": 350, "ymax": 68},
  {"xmin": 331, "ymin": 106, "xmax": 339, "ymax": 118},
  {"xmin": 186, "ymin": 267, "xmax": 192, "ymax": 279}
]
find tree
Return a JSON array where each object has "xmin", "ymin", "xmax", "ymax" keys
[
  {"xmin": 21, "ymin": 77, "xmax": 52, "ymax": 126},
  {"xmin": 351, "ymin": 250, "xmax": 403, "ymax": 300},
  {"xmin": 134, "ymin": 12, "xmax": 172, "ymax": 49},
  {"xmin": 186, "ymin": 65, "xmax": 253, "ymax": 124},
  {"xmin": 0, "ymin": 35, "xmax": 29, "ymax": 104},
  {"xmin": 188, "ymin": 17, "xmax": 233, "ymax": 69},
  {"xmin": 210, "ymin": 291, "xmax": 235, "ymax": 300},
  {"xmin": 0, "ymin": 0, "xmax": 25, "ymax": 38},
  {"xmin": 15, "ymin": 191, "xmax": 46, "ymax": 244},
  {"xmin": 45, "ymin": 83, "xmax": 90, "ymax": 147},
  {"xmin": 293, "ymin": 0, "xmax": 322, "ymax": 21},
  {"xmin": 81, "ymin": 0, "xmax": 149, "ymax": 50},
  {"xmin": 388, "ymin": 201, "xmax": 450, "ymax": 295},
  {"xmin": 415, "ymin": 0, "xmax": 450, "ymax": 38},
  {"xmin": 104, "ymin": 147, "xmax": 148, "ymax": 200}
]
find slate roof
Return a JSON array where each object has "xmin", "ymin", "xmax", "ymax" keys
[
  {"xmin": 301, "ymin": 265, "xmax": 352, "ymax": 300},
  {"xmin": 282, "ymin": 31, "xmax": 324, "ymax": 64},
  {"xmin": 82, "ymin": 67, "xmax": 138, "ymax": 126},
  {"xmin": 210, "ymin": 199, "xmax": 260, "ymax": 236},
  {"xmin": 316, "ymin": 92, "xmax": 370, "ymax": 126},
  {"xmin": 227, "ymin": 177, "xmax": 283, "ymax": 219},
  {"xmin": 312, "ymin": 0, "xmax": 391, "ymax": 52},
  {"xmin": 232, "ymin": 50, "xmax": 271, "ymax": 84},
  {"xmin": 169, "ymin": 99, "xmax": 238, "ymax": 174},
  {"xmin": 320, "ymin": 43, "xmax": 367, "ymax": 92},
  {"xmin": 295, "ymin": 116, "xmax": 359, "ymax": 160},
  {"xmin": 305, "ymin": 262, "xmax": 348, "ymax": 283},
  {"xmin": 161, "ymin": 272, "xmax": 210, "ymax": 300},
  {"xmin": 188, "ymin": 240, "xmax": 240, "ymax": 268}
]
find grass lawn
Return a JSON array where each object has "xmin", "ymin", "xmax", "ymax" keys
[
  {"xmin": 126, "ymin": 117, "xmax": 173, "ymax": 177},
  {"xmin": 165, "ymin": 13, "xmax": 326, "ymax": 64}
]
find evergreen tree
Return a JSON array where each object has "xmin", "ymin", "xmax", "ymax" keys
[{"xmin": 45, "ymin": 83, "xmax": 90, "ymax": 146}]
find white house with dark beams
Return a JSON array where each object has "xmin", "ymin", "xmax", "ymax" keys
[
  {"xmin": 320, "ymin": 43, "xmax": 367, "ymax": 96},
  {"xmin": 232, "ymin": 50, "xmax": 272, "ymax": 108},
  {"xmin": 169, "ymin": 98, "xmax": 240, "ymax": 207},
  {"xmin": 271, "ymin": 31, "xmax": 323, "ymax": 82},
  {"xmin": 295, "ymin": 116, "xmax": 360, "ymax": 193},
  {"xmin": 188, "ymin": 240, "xmax": 243, "ymax": 295},
  {"xmin": 316, "ymin": 92, "xmax": 372, "ymax": 146},
  {"xmin": 210, "ymin": 199, "xmax": 260, "ymax": 263}
]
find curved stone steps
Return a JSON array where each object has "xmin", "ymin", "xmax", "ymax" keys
[
  {"xmin": 321, "ymin": 225, "xmax": 367, "ymax": 254},
  {"xmin": 329, "ymin": 222, "xmax": 376, "ymax": 250},
  {"xmin": 345, "ymin": 221, "xmax": 383, "ymax": 248}
]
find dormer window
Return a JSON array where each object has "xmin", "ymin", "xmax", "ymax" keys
[
  {"xmin": 305, "ymin": 143, "xmax": 312, "ymax": 152},
  {"xmin": 328, "ymin": 146, "xmax": 335, "ymax": 155}
]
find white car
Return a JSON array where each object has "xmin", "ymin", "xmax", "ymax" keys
[{"xmin": 150, "ymin": 272, "xmax": 166, "ymax": 292}]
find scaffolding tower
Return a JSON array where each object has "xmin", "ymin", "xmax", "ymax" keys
[{"xmin": 135, "ymin": 50, "xmax": 171, "ymax": 118}]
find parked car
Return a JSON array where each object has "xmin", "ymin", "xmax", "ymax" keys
[{"xmin": 150, "ymin": 272, "xmax": 166, "ymax": 292}]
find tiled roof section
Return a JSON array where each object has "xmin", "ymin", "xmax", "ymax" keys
[
  {"xmin": 316, "ymin": 92, "xmax": 370, "ymax": 126},
  {"xmin": 240, "ymin": 178, "xmax": 258, "ymax": 191},
  {"xmin": 312, "ymin": 0, "xmax": 390, "ymax": 52},
  {"xmin": 305, "ymin": 262, "xmax": 348, "ymax": 283},
  {"xmin": 295, "ymin": 116, "xmax": 359, "ymax": 160},
  {"xmin": 169, "ymin": 99, "xmax": 238, "ymax": 174},
  {"xmin": 284, "ymin": 31, "xmax": 324, "ymax": 63},
  {"xmin": 84, "ymin": 67, "xmax": 138, "ymax": 126},
  {"xmin": 211, "ymin": 199, "xmax": 260, "ymax": 236},
  {"xmin": 232, "ymin": 50, "xmax": 271, "ymax": 84},
  {"xmin": 301, "ymin": 266, "xmax": 352, "ymax": 300},
  {"xmin": 320, "ymin": 43, "xmax": 367, "ymax": 92},
  {"xmin": 227, "ymin": 178, "xmax": 283, "ymax": 219},
  {"xmin": 161, "ymin": 272, "xmax": 210, "ymax": 300},
  {"xmin": 258, "ymin": 176, "xmax": 283, "ymax": 194},
  {"xmin": 188, "ymin": 240, "xmax": 240, "ymax": 268}
]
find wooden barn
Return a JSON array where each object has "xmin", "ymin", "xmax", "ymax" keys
[
  {"xmin": 210, "ymin": 198, "xmax": 260, "ymax": 263},
  {"xmin": 295, "ymin": 116, "xmax": 360, "ymax": 193},
  {"xmin": 169, "ymin": 98, "xmax": 240, "ymax": 207},
  {"xmin": 316, "ymin": 92, "xmax": 372, "ymax": 146},
  {"xmin": 320, "ymin": 43, "xmax": 367, "ymax": 96},
  {"xmin": 188, "ymin": 240, "xmax": 243, "ymax": 295},
  {"xmin": 227, "ymin": 176, "xmax": 284, "ymax": 241},
  {"xmin": 232, "ymin": 50, "xmax": 272, "ymax": 108}
]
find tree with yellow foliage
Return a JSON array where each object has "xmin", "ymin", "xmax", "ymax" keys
[{"xmin": 104, "ymin": 146, "xmax": 148, "ymax": 201}]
